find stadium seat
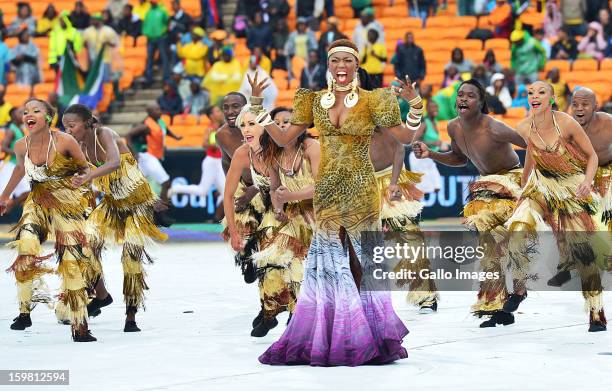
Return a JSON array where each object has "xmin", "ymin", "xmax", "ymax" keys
[
  {"xmin": 457, "ymin": 39, "xmax": 483, "ymax": 51},
  {"xmin": 504, "ymin": 107, "xmax": 527, "ymax": 119},
  {"xmin": 600, "ymin": 58, "xmax": 612, "ymax": 71},
  {"xmin": 571, "ymin": 59, "xmax": 598, "ymax": 71},
  {"xmin": 484, "ymin": 38, "xmax": 510, "ymax": 50},
  {"xmin": 544, "ymin": 60, "xmax": 571, "ymax": 72}
]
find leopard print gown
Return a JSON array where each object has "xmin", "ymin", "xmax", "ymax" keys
[{"xmin": 259, "ymin": 88, "xmax": 409, "ymax": 366}]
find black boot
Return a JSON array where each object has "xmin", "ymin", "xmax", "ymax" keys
[
  {"xmin": 589, "ymin": 310, "xmax": 607, "ymax": 332},
  {"xmin": 547, "ymin": 270, "xmax": 571, "ymax": 287},
  {"xmin": 87, "ymin": 294, "xmax": 113, "ymax": 317},
  {"xmin": 243, "ymin": 261, "xmax": 257, "ymax": 284},
  {"xmin": 10, "ymin": 313, "xmax": 32, "ymax": 330},
  {"xmin": 124, "ymin": 321, "xmax": 141, "ymax": 332},
  {"xmin": 72, "ymin": 325, "xmax": 97, "ymax": 342},
  {"xmin": 419, "ymin": 299, "xmax": 438, "ymax": 314},
  {"xmin": 503, "ymin": 292, "xmax": 527, "ymax": 313},
  {"xmin": 154, "ymin": 209, "xmax": 175, "ymax": 227},
  {"xmin": 252, "ymin": 309, "xmax": 264, "ymax": 328},
  {"xmin": 480, "ymin": 311, "xmax": 515, "ymax": 328},
  {"xmin": 251, "ymin": 317, "xmax": 278, "ymax": 337}
]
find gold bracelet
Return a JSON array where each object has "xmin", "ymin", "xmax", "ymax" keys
[
  {"xmin": 410, "ymin": 105, "xmax": 425, "ymax": 115},
  {"xmin": 250, "ymin": 95, "xmax": 264, "ymax": 106},
  {"xmin": 408, "ymin": 95, "xmax": 423, "ymax": 106}
]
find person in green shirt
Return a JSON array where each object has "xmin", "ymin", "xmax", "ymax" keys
[
  {"xmin": 510, "ymin": 29, "xmax": 547, "ymax": 85},
  {"xmin": 143, "ymin": 0, "xmax": 170, "ymax": 86},
  {"xmin": 0, "ymin": 107, "xmax": 30, "ymax": 211}
]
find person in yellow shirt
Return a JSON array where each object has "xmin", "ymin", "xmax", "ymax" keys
[
  {"xmin": 360, "ymin": 29, "xmax": 387, "ymax": 88},
  {"xmin": 177, "ymin": 27, "xmax": 208, "ymax": 83},
  {"xmin": 0, "ymin": 85, "xmax": 13, "ymax": 128},
  {"xmin": 36, "ymin": 5, "xmax": 59, "ymax": 36},
  {"xmin": 82, "ymin": 14, "xmax": 120, "ymax": 82},
  {"xmin": 202, "ymin": 46, "xmax": 243, "ymax": 105}
]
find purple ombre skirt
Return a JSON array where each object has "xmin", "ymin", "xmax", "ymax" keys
[{"xmin": 258, "ymin": 230, "xmax": 408, "ymax": 366}]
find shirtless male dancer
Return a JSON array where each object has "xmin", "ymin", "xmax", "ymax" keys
[{"xmin": 413, "ymin": 79, "xmax": 527, "ymax": 327}]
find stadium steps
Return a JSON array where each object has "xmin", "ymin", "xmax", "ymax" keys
[{"xmin": 220, "ymin": 0, "xmax": 239, "ymax": 30}]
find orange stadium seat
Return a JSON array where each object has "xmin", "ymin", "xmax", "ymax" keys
[
  {"xmin": 422, "ymin": 40, "xmax": 459, "ymax": 53},
  {"xmin": 484, "ymin": 38, "xmax": 510, "ymax": 50},
  {"xmin": 545, "ymin": 59, "xmax": 571, "ymax": 72},
  {"xmin": 571, "ymin": 59, "xmax": 598, "ymax": 71},
  {"xmin": 427, "ymin": 62, "xmax": 447, "ymax": 75},
  {"xmin": 457, "ymin": 39, "xmax": 483, "ymax": 51},
  {"xmin": 381, "ymin": 6, "xmax": 409, "ymax": 18},
  {"xmin": 600, "ymin": 58, "xmax": 612, "ymax": 70},
  {"xmin": 504, "ymin": 107, "xmax": 527, "ymax": 119},
  {"xmin": 335, "ymin": 6, "xmax": 354, "ymax": 19},
  {"xmin": 427, "ymin": 16, "xmax": 477, "ymax": 29},
  {"xmin": 423, "ymin": 73, "xmax": 444, "ymax": 89}
]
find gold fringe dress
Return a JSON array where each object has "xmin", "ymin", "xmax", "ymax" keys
[
  {"xmin": 6, "ymin": 134, "xmax": 91, "ymax": 326},
  {"xmin": 375, "ymin": 166, "xmax": 439, "ymax": 306},
  {"xmin": 506, "ymin": 114, "xmax": 605, "ymax": 325},
  {"xmin": 83, "ymin": 138, "xmax": 167, "ymax": 311},
  {"xmin": 594, "ymin": 162, "xmax": 611, "ymax": 231},
  {"xmin": 464, "ymin": 167, "xmax": 523, "ymax": 316},
  {"xmin": 252, "ymin": 147, "xmax": 315, "ymax": 320}
]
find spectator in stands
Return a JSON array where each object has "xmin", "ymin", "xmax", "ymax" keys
[
  {"xmin": 352, "ymin": 0, "xmax": 373, "ymax": 18},
  {"xmin": 511, "ymin": 83, "xmax": 529, "ymax": 110},
  {"xmin": 485, "ymin": 73, "xmax": 512, "ymax": 109},
  {"xmin": 301, "ymin": 49, "xmax": 326, "ymax": 90},
  {"xmin": 600, "ymin": 8, "xmax": 611, "ymax": 40},
  {"xmin": 482, "ymin": 49, "xmax": 503, "ymax": 78},
  {"xmin": 561, "ymin": 0, "xmax": 588, "ymax": 36},
  {"xmin": 457, "ymin": 0, "xmax": 475, "ymax": 16},
  {"xmin": 445, "ymin": 48, "xmax": 474, "ymax": 74},
  {"xmin": 246, "ymin": 11, "xmax": 273, "ymax": 52},
  {"xmin": 83, "ymin": 13, "xmax": 119, "ymax": 82},
  {"xmin": 546, "ymin": 67, "xmax": 571, "ymax": 111},
  {"xmin": 533, "ymin": 28, "xmax": 552, "ymax": 58},
  {"xmin": 157, "ymin": 80, "xmax": 184, "ymax": 118},
  {"xmin": 237, "ymin": 0, "xmax": 262, "ymax": 22},
  {"xmin": 252, "ymin": 46, "xmax": 272, "ymax": 74},
  {"xmin": 544, "ymin": 0, "xmax": 563, "ymax": 39},
  {"xmin": 48, "ymin": 11, "xmax": 83, "ymax": 71},
  {"xmin": 128, "ymin": 102, "xmax": 183, "ymax": 204},
  {"xmin": 267, "ymin": 0, "xmax": 291, "ymax": 27},
  {"xmin": 184, "ymin": 81, "xmax": 210, "ymax": 115},
  {"xmin": 239, "ymin": 55, "xmax": 278, "ymax": 111},
  {"xmin": 352, "ymin": 7, "xmax": 384, "ymax": 53},
  {"xmin": 585, "ymin": 0, "xmax": 608, "ymax": 22},
  {"xmin": 203, "ymin": 46, "xmax": 243, "ymax": 105},
  {"xmin": 502, "ymin": 67, "xmax": 517, "ymax": 97},
  {"xmin": 207, "ymin": 29, "xmax": 228, "ymax": 66},
  {"xmin": 285, "ymin": 17, "xmax": 317, "ymax": 62},
  {"xmin": 472, "ymin": 65, "xmax": 489, "ymax": 88},
  {"xmin": 360, "ymin": 29, "xmax": 387, "ymax": 88},
  {"xmin": 171, "ymin": 70, "xmax": 191, "ymax": 101},
  {"xmin": 510, "ymin": 30, "xmax": 546, "ymax": 84},
  {"xmin": 8, "ymin": 3, "xmax": 36, "ymax": 37},
  {"xmin": 318, "ymin": 16, "xmax": 347, "ymax": 61},
  {"xmin": 0, "ymin": 33, "xmax": 8, "ymax": 86},
  {"xmin": 486, "ymin": 0, "xmax": 513, "ymax": 38},
  {"xmin": 117, "ymin": 5, "xmax": 142, "ymax": 44},
  {"xmin": 577, "ymin": 21, "xmax": 607, "ymax": 59},
  {"xmin": 551, "ymin": 26, "xmax": 579, "ymax": 59},
  {"xmin": 143, "ymin": 0, "xmax": 170, "ymax": 87},
  {"xmin": 296, "ymin": 0, "xmax": 324, "ymax": 25},
  {"xmin": 442, "ymin": 65, "xmax": 460, "ymax": 87},
  {"xmin": 393, "ymin": 32, "xmax": 426, "ymax": 83},
  {"xmin": 0, "ymin": 85, "xmax": 11, "ymax": 127},
  {"xmin": 408, "ymin": 0, "xmax": 435, "ymax": 27},
  {"xmin": 107, "ymin": 0, "xmax": 129, "ymax": 21},
  {"xmin": 102, "ymin": 9, "xmax": 118, "ymax": 32},
  {"xmin": 169, "ymin": 0, "xmax": 193, "ymax": 45},
  {"xmin": 271, "ymin": 19, "xmax": 289, "ymax": 70},
  {"xmin": 36, "ymin": 5, "xmax": 59, "ymax": 37},
  {"xmin": 177, "ymin": 26, "xmax": 208, "ymax": 83},
  {"xmin": 10, "ymin": 29, "xmax": 40, "ymax": 87},
  {"xmin": 485, "ymin": 91, "xmax": 507, "ymax": 114},
  {"xmin": 134, "ymin": 0, "xmax": 152, "ymax": 21},
  {"xmin": 70, "ymin": 2, "xmax": 91, "ymax": 31}
]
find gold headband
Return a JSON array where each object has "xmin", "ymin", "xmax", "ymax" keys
[{"xmin": 327, "ymin": 46, "xmax": 359, "ymax": 60}]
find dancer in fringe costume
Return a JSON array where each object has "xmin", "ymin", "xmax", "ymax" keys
[
  {"xmin": 505, "ymin": 81, "xmax": 606, "ymax": 332},
  {"xmin": 547, "ymin": 88, "xmax": 612, "ymax": 286},
  {"xmin": 217, "ymin": 92, "xmax": 263, "ymax": 285},
  {"xmin": 62, "ymin": 104, "xmax": 167, "ymax": 332},
  {"xmin": 253, "ymin": 39, "xmax": 423, "ymax": 366},
  {"xmin": 370, "ymin": 128, "xmax": 439, "ymax": 311},
  {"xmin": 413, "ymin": 80, "xmax": 527, "ymax": 328},
  {"xmin": 223, "ymin": 103, "xmax": 285, "ymax": 336},
  {"xmin": 250, "ymin": 107, "xmax": 320, "ymax": 337},
  {"xmin": 0, "ymin": 99, "xmax": 96, "ymax": 342}
]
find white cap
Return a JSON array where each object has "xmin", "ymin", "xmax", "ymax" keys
[{"xmin": 490, "ymin": 73, "xmax": 505, "ymax": 84}]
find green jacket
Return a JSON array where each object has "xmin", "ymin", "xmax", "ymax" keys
[
  {"xmin": 48, "ymin": 13, "xmax": 83, "ymax": 65},
  {"xmin": 511, "ymin": 32, "xmax": 547, "ymax": 76},
  {"xmin": 142, "ymin": 5, "xmax": 169, "ymax": 40}
]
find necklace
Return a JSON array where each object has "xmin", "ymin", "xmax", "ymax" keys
[{"xmin": 275, "ymin": 145, "xmax": 302, "ymax": 177}]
